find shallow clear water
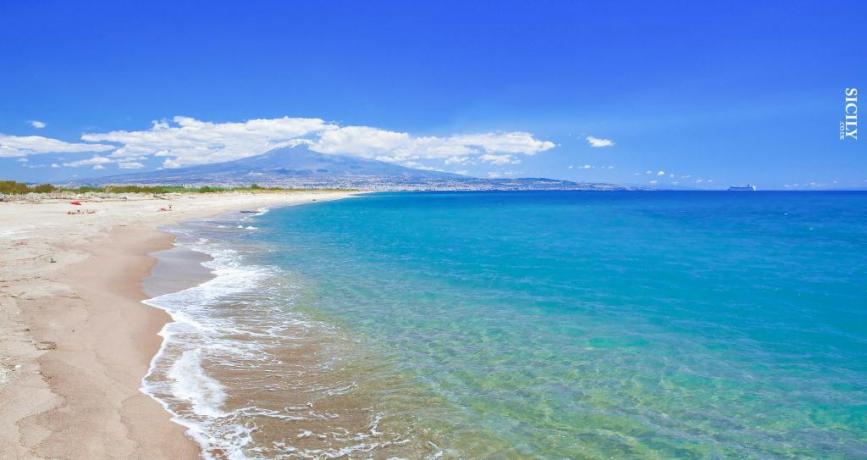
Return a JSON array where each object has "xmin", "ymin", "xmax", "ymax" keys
[{"xmin": 148, "ymin": 192, "xmax": 867, "ymax": 458}]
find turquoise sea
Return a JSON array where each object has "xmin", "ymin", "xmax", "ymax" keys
[{"xmin": 147, "ymin": 191, "xmax": 867, "ymax": 458}]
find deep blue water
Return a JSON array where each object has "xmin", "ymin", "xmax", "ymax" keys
[{"xmin": 248, "ymin": 191, "xmax": 867, "ymax": 458}]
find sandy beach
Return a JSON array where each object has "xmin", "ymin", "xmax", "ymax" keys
[{"xmin": 0, "ymin": 191, "xmax": 353, "ymax": 459}]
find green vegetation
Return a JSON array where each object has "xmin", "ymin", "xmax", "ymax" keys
[
  {"xmin": 31, "ymin": 183, "xmax": 58, "ymax": 193},
  {"xmin": 0, "ymin": 181, "xmax": 55, "ymax": 194},
  {"xmin": 0, "ymin": 181, "xmax": 30, "ymax": 194},
  {"xmin": 0, "ymin": 180, "xmax": 354, "ymax": 195}
]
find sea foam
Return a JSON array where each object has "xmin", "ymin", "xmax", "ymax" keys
[{"xmin": 141, "ymin": 231, "xmax": 274, "ymax": 459}]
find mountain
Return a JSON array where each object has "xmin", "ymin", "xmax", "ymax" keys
[{"xmin": 83, "ymin": 146, "xmax": 625, "ymax": 191}]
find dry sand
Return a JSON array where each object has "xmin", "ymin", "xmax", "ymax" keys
[{"xmin": 0, "ymin": 191, "xmax": 354, "ymax": 459}]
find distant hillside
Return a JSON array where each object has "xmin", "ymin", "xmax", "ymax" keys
[{"xmin": 83, "ymin": 146, "xmax": 625, "ymax": 191}]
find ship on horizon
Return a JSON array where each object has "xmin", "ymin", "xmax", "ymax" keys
[{"xmin": 728, "ymin": 184, "xmax": 757, "ymax": 191}]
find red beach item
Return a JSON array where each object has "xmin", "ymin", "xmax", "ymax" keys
[{"xmin": 70, "ymin": 200, "xmax": 81, "ymax": 205}]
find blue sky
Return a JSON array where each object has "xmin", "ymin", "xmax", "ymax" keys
[{"xmin": 1, "ymin": 0, "xmax": 864, "ymax": 189}]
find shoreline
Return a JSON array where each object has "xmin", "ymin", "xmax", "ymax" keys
[
  {"xmin": 0, "ymin": 191, "xmax": 354, "ymax": 458},
  {"xmin": 140, "ymin": 229, "xmax": 218, "ymax": 458},
  {"xmin": 136, "ymin": 210, "xmax": 435, "ymax": 458}
]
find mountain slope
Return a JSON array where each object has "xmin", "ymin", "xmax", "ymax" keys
[{"xmin": 89, "ymin": 146, "xmax": 462, "ymax": 185}]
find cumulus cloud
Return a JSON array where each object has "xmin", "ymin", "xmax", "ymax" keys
[
  {"xmin": 82, "ymin": 116, "xmax": 330, "ymax": 166},
  {"xmin": 162, "ymin": 158, "xmax": 183, "ymax": 169},
  {"xmin": 111, "ymin": 117, "xmax": 556, "ymax": 168},
  {"xmin": 657, "ymin": 170, "xmax": 665, "ymax": 176},
  {"xmin": 478, "ymin": 153, "xmax": 519, "ymax": 165},
  {"xmin": 4, "ymin": 116, "xmax": 556, "ymax": 172},
  {"xmin": 118, "ymin": 161, "xmax": 145, "ymax": 169},
  {"xmin": 444, "ymin": 156, "xmax": 471, "ymax": 165},
  {"xmin": 311, "ymin": 126, "xmax": 406, "ymax": 158},
  {"xmin": 30, "ymin": 120, "xmax": 46, "ymax": 129},
  {"xmin": 310, "ymin": 125, "xmax": 553, "ymax": 165},
  {"xmin": 0, "ymin": 134, "xmax": 113, "ymax": 158},
  {"xmin": 63, "ymin": 156, "xmax": 113, "ymax": 168},
  {"xmin": 585, "ymin": 135, "xmax": 614, "ymax": 148}
]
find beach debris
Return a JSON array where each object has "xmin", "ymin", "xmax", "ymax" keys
[
  {"xmin": 35, "ymin": 341, "xmax": 57, "ymax": 351},
  {"xmin": 70, "ymin": 200, "xmax": 81, "ymax": 205},
  {"xmin": 66, "ymin": 208, "xmax": 95, "ymax": 215}
]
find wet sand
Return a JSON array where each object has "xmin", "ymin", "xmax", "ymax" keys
[
  {"xmin": 140, "ymin": 222, "xmax": 418, "ymax": 458},
  {"xmin": 144, "ymin": 245, "xmax": 214, "ymax": 299},
  {"xmin": 0, "ymin": 191, "xmax": 353, "ymax": 458}
]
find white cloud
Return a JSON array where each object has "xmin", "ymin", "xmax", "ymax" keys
[
  {"xmin": 444, "ymin": 156, "xmax": 471, "ymax": 165},
  {"xmin": 82, "ymin": 116, "xmax": 330, "ymax": 166},
  {"xmin": 118, "ymin": 161, "xmax": 145, "ymax": 169},
  {"xmin": 93, "ymin": 164, "xmax": 105, "ymax": 170},
  {"xmin": 30, "ymin": 120, "xmax": 46, "ymax": 129},
  {"xmin": 479, "ymin": 153, "xmax": 519, "ymax": 165},
  {"xmin": 585, "ymin": 135, "xmax": 614, "ymax": 148},
  {"xmin": 63, "ymin": 156, "xmax": 113, "ymax": 168},
  {"xmin": 0, "ymin": 134, "xmax": 113, "ymax": 158},
  {"xmin": 657, "ymin": 170, "xmax": 665, "ymax": 176},
  {"xmin": 162, "ymin": 158, "xmax": 183, "ymax": 169},
  {"xmin": 5, "ymin": 116, "xmax": 556, "ymax": 172},
  {"xmin": 51, "ymin": 163, "xmax": 60, "ymax": 168},
  {"xmin": 582, "ymin": 164, "xmax": 592, "ymax": 169},
  {"xmin": 448, "ymin": 132, "xmax": 555, "ymax": 155},
  {"xmin": 649, "ymin": 179, "xmax": 658, "ymax": 184},
  {"xmin": 311, "ymin": 125, "xmax": 553, "ymax": 166}
]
